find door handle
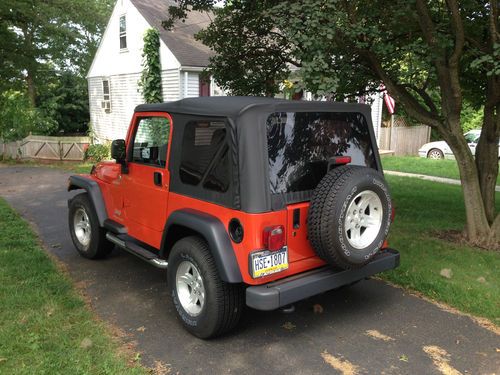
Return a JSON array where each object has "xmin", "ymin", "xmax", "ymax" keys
[{"xmin": 153, "ymin": 172, "xmax": 162, "ymax": 186}]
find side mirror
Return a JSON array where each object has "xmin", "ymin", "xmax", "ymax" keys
[{"xmin": 111, "ymin": 139, "xmax": 126, "ymax": 162}]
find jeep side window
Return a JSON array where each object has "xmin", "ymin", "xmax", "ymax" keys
[
  {"xmin": 131, "ymin": 117, "xmax": 170, "ymax": 167},
  {"xmin": 179, "ymin": 121, "xmax": 229, "ymax": 192}
]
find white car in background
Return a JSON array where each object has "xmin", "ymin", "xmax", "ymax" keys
[{"xmin": 418, "ymin": 129, "xmax": 499, "ymax": 159}]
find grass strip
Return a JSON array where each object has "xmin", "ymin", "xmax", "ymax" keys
[
  {"xmin": 381, "ymin": 156, "xmax": 500, "ymax": 186},
  {"xmin": 0, "ymin": 198, "xmax": 146, "ymax": 374},
  {"xmin": 381, "ymin": 176, "xmax": 500, "ymax": 324}
]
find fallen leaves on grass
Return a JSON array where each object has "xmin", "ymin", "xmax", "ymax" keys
[
  {"xmin": 476, "ymin": 276, "xmax": 486, "ymax": 283},
  {"xmin": 133, "ymin": 352, "xmax": 142, "ymax": 363},
  {"xmin": 365, "ymin": 330, "xmax": 395, "ymax": 342},
  {"xmin": 321, "ymin": 351, "xmax": 359, "ymax": 375},
  {"xmin": 423, "ymin": 345, "xmax": 462, "ymax": 375},
  {"xmin": 440, "ymin": 268, "xmax": 453, "ymax": 279},
  {"xmin": 79, "ymin": 338, "xmax": 93, "ymax": 349}
]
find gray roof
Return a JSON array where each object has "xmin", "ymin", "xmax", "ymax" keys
[{"xmin": 130, "ymin": 0, "xmax": 213, "ymax": 67}]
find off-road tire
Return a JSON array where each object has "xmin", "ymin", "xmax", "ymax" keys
[
  {"xmin": 68, "ymin": 192, "xmax": 113, "ymax": 259},
  {"xmin": 168, "ymin": 236, "xmax": 244, "ymax": 339},
  {"xmin": 308, "ymin": 165, "xmax": 392, "ymax": 269}
]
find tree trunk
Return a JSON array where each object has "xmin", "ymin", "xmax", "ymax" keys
[
  {"xmin": 26, "ymin": 71, "xmax": 36, "ymax": 106},
  {"xmin": 442, "ymin": 124, "xmax": 493, "ymax": 245},
  {"xmin": 475, "ymin": 101, "xmax": 499, "ymax": 225}
]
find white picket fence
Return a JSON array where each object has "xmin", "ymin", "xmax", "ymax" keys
[{"xmin": 0, "ymin": 135, "xmax": 90, "ymax": 161}]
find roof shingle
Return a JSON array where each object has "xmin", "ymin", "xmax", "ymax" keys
[{"xmin": 130, "ymin": 0, "xmax": 213, "ymax": 67}]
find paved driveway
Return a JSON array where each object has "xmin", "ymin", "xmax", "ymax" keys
[{"xmin": 0, "ymin": 165, "xmax": 498, "ymax": 375}]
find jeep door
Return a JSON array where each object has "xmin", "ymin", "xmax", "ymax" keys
[{"xmin": 121, "ymin": 112, "xmax": 172, "ymax": 248}]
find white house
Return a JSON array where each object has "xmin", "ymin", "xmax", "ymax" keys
[
  {"xmin": 87, "ymin": 0, "xmax": 221, "ymax": 141},
  {"xmin": 88, "ymin": 0, "xmax": 385, "ymax": 144}
]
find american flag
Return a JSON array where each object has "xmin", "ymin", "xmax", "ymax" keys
[{"xmin": 383, "ymin": 86, "xmax": 396, "ymax": 114}]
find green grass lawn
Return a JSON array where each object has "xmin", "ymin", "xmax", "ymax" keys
[
  {"xmin": 0, "ymin": 198, "xmax": 146, "ymax": 374},
  {"xmin": 381, "ymin": 175, "xmax": 500, "ymax": 324},
  {"xmin": 381, "ymin": 155, "xmax": 500, "ymax": 186}
]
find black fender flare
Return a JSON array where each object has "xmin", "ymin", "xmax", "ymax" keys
[
  {"xmin": 161, "ymin": 209, "xmax": 243, "ymax": 283},
  {"xmin": 67, "ymin": 175, "xmax": 108, "ymax": 226}
]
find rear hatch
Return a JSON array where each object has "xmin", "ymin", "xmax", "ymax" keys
[{"xmin": 266, "ymin": 111, "xmax": 378, "ymax": 261}]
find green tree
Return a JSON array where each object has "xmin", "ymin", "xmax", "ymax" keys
[
  {"xmin": 0, "ymin": 90, "xmax": 56, "ymax": 141},
  {"xmin": 0, "ymin": 0, "xmax": 113, "ymax": 135},
  {"xmin": 165, "ymin": 0, "xmax": 499, "ymax": 247}
]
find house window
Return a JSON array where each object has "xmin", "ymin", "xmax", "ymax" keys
[
  {"xmin": 102, "ymin": 79, "xmax": 111, "ymax": 113},
  {"xmin": 119, "ymin": 15, "xmax": 127, "ymax": 50}
]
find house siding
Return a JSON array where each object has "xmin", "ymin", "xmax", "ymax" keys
[
  {"xmin": 162, "ymin": 69, "xmax": 180, "ymax": 101},
  {"xmin": 89, "ymin": 74, "xmax": 142, "ymax": 142}
]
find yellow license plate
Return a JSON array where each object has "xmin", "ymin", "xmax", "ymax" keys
[{"xmin": 251, "ymin": 248, "xmax": 288, "ymax": 278}]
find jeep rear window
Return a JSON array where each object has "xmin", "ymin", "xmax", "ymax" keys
[
  {"xmin": 179, "ymin": 121, "xmax": 230, "ymax": 193},
  {"xmin": 267, "ymin": 112, "xmax": 376, "ymax": 194}
]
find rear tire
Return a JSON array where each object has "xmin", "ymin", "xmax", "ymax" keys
[
  {"xmin": 68, "ymin": 193, "xmax": 113, "ymax": 259},
  {"xmin": 168, "ymin": 236, "xmax": 243, "ymax": 339}
]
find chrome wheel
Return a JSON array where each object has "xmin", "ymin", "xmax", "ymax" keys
[
  {"xmin": 73, "ymin": 208, "xmax": 91, "ymax": 247},
  {"xmin": 428, "ymin": 149, "xmax": 443, "ymax": 159},
  {"xmin": 345, "ymin": 190, "xmax": 383, "ymax": 249},
  {"xmin": 176, "ymin": 260, "xmax": 205, "ymax": 317}
]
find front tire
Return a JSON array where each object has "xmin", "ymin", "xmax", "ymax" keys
[
  {"xmin": 168, "ymin": 236, "xmax": 243, "ymax": 339},
  {"xmin": 68, "ymin": 193, "xmax": 113, "ymax": 259}
]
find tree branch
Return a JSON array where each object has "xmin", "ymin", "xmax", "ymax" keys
[
  {"xmin": 362, "ymin": 50, "xmax": 442, "ymax": 127},
  {"xmin": 402, "ymin": 84, "xmax": 439, "ymax": 114},
  {"xmin": 489, "ymin": 0, "xmax": 499, "ymax": 45},
  {"xmin": 415, "ymin": 0, "xmax": 439, "ymax": 49},
  {"xmin": 445, "ymin": 0, "xmax": 465, "ymax": 66}
]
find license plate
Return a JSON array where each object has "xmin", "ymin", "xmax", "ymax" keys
[{"xmin": 250, "ymin": 247, "xmax": 288, "ymax": 278}]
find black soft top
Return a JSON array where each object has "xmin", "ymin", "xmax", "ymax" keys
[
  {"xmin": 135, "ymin": 96, "xmax": 378, "ymax": 213},
  {"xmin": 134, "ymin": 96, "xmax": 371, "ymax": 119}
]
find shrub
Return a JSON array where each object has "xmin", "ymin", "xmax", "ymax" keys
[
  {"xmin": 84, "ymin": 143, "xmax": 110, "ymax": 162},
  {"xmin": 0, "ymin": 90, "xmax": 57, "ymax": 141}
]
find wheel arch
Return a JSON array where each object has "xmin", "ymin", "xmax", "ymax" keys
[
  {"xmin": 68, "ymin": 175, "xmax": 108, "ymax": 226},
  {"xmin": 160, "ymin": 209, "xmax": 243, "ymax": 283}
]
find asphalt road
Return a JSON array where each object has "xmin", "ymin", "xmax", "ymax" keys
[{"xmin": 0, "ymin": 165, "xmax": 498, "ymax": 375}]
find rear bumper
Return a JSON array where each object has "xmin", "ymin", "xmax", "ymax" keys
[{"xmin": 245, "ymin": 248, "xmax": 400, "ymax": 311}]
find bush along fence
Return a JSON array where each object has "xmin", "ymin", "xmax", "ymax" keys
[{"xmin": 0, "ymin": 135, "xmax": 90, "ymax": 161}]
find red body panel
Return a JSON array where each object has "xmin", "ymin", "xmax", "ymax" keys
[{"xmin": 166, "ymin": 193, "xmax": 325, "ymax": 285}]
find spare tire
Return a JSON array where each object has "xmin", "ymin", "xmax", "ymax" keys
[{"xmin": 308, "ymin": 165, "xmax": 392, "ymax": 269}]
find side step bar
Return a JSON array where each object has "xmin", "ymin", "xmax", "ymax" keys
[{"xmin": 106, "ymin": 233, "xmax": 168, "ymax": 269}]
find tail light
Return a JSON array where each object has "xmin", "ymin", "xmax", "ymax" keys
[{"xmin": 262, "ymin": 225, "xmax": 285, "ymax": 251}]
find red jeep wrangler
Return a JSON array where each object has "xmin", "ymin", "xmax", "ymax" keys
[{"xmin": 68, "ymin": 97, "xmax": 399, "ymax": 338}]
